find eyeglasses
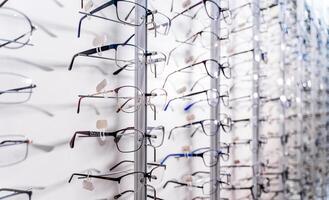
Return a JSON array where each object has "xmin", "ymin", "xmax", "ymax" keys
[
  {"xmin": 162, "ymin": 59, "xmax": 231, "ymax": 88},
  {"xmin": 164, "ymin": 88, "xmax": 229, "ymax": 111},
  {"xmin": 77, "ymin": 0, "xmax": 155, "ymax": 37},
  {"xmin": 167, "ymin": 30, "xmax": 229, "ymax": 64},
  {"xmin": 0, "ymin": 135, "xmax": 54, "ymax": 167},
  {"xmin": 77, "ymin": 80, "xmax": 167, "ymax": 119},
  {"xmin": 69, "ymin": 167, "xmax": 163, "ymax": 193},
  {"xmin": 0, "ymin": 72, "xmax": 36, "ymax": 104},
  {"xmin": 163, "ymin": 177, "xmax": 225, "ymax": 195},
  {"xmin": 68, "ymin": 35, "xmax": 167, "ymax": 77},
  {"xmin": 0, "ymin": 7, "xmax": 35, "ymax": 49},
  {"xmin": 0, "ymin": 188, "xmax": 32, "ymax": 200},
  {"xmin": 168, "ymin": 116, "xmax": 232, "ymax": 140},
  {"xmin": 160, "ymin": 147, "xmax": 229, "ymax": 167},
  {"xmin": 70, "ymin": 126, "xmax": 164, "ymax": 152},
  {"xmin": 171, "ymin": 0, "xmax": 231, "ymax": 22}
]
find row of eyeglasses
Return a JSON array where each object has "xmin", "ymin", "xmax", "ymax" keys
[
  {"xmin": 65, "ymin": 0, "xmax": 235, "ymax": 199},
  {"xmin": 1, "ymin": 0, "xmax": 329, "ymax": 199}
]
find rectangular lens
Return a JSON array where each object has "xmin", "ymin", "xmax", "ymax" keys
[
  {"xmin": 0, "ymin": 135, "xmax": 28, "ymax": 167},
  {"xmin": 0, "ymin": 73, "xmax": 33, "ymax": 104}
]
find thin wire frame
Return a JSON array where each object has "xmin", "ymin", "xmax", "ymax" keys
[
  {"xmin": 0, "ymin": 135, "xmax": 29, "ymax": 167},
  {"xmin": 0, "ymin": 72, "xmax": 36, "ymax": 104},
  {"xmin": 0, "ymin": 7, "xmax": 35, "ymax": 49}
]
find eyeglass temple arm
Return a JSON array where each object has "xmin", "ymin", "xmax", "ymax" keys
[
  {"xmin": 110, "ymin": 160, "xmax": 166, "ymax": 171},
  {"xmin": 0, "ymin": 84, "xmax": 37, "ymax": 95},
  {"xmin": 190, "ymin": 75, "xmax": 208, "ymax": 91},
  {"xmin": 113, "ymin": 51, "xmax": 161, "ymax": 76},
  {"xmin": 115, "ymin": 97, "xmax": 134, "ymax": 113},
  {"xmin": 70, "ymin": 131, "xmax": 113, "ymax": 148},
  {"xmin": 110, "ymin": 160, "xmax": 135, "ymax": 171},
  {"xmin": 184, "ymin": 99, "xmax": 207, "ymax": 111},
  {"xmin": 163, "ymin": 98, "xmax": 177, "ymax": 111},
  {"xmin": 191, "ymin": 171, "xmax": 209, "ymax": 176},
  {"xmin": 163, "ymin": 180, "xmax": 188, "ymax": 188},
  {"xmin": 160, "ymin": 153, "xmax": 189, "ymax": 165},
  {"xmin": 165, "ymin": 59, "xmax": 208, "ymax": 81},
  {"xmin": 167, "ymin": 127, "xmax": 179, "ymax": 139},
  {"xmin": 189, "ymin": 126, "xmax": 203, "ymax": 138},
  {"xmin": 77, "ymin": 94, "xmax": 117, "ymax": 113},
  {"xmin": 0, "ymin": 139, "xmax": 54, "ymax": 152},
  {"xmin": 69, "ymin": 44, "xmax": 117, "ymax": 70},
  {"xmin": 68, "ymin": 173, "xmax": 119, "ymax": 183},
  {"xmin": 233, "ymin": 118, "xmax": 250, "ymax": 123},
  {"xmin": 77, "ymin": 96, "xmax": 85, "ymax": 114},
  {"xmin": 0, "ymin": 0, "xmax": 8, "ymax": 7}
]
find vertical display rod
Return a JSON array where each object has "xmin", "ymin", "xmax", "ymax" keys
[
  {"xmin": 309, "ymin": 4, "xmax": 317, "ymax": 198},
  {"xmin": 251, "ymin": 0, "xmax": 260, "ymax": 199},
  {"xmin": 296, "ymin": 0, "xmax": 305, "ymax": 198},
  {"xmin": 210, "ymin": 1, "xmax": 221, "ymax": 200},
  {"xmin": 134, "ymin": 0, "xmax": 147, "ymax": 200},
  {"xmin": 278, "ymin": 0, "xmax": 287, "ymax": 199}
]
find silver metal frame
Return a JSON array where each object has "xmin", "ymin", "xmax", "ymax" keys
[
  {"xmin": 251, "ymin": 0, "xmax": 261, "ymax": 198},
  {"xmin": 210, "ymin": 1, "xmax": 221, "ymax": 199},
  {"xmin": 134, "ymin": 0, "xmax": 148, "ymax": 199}
]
